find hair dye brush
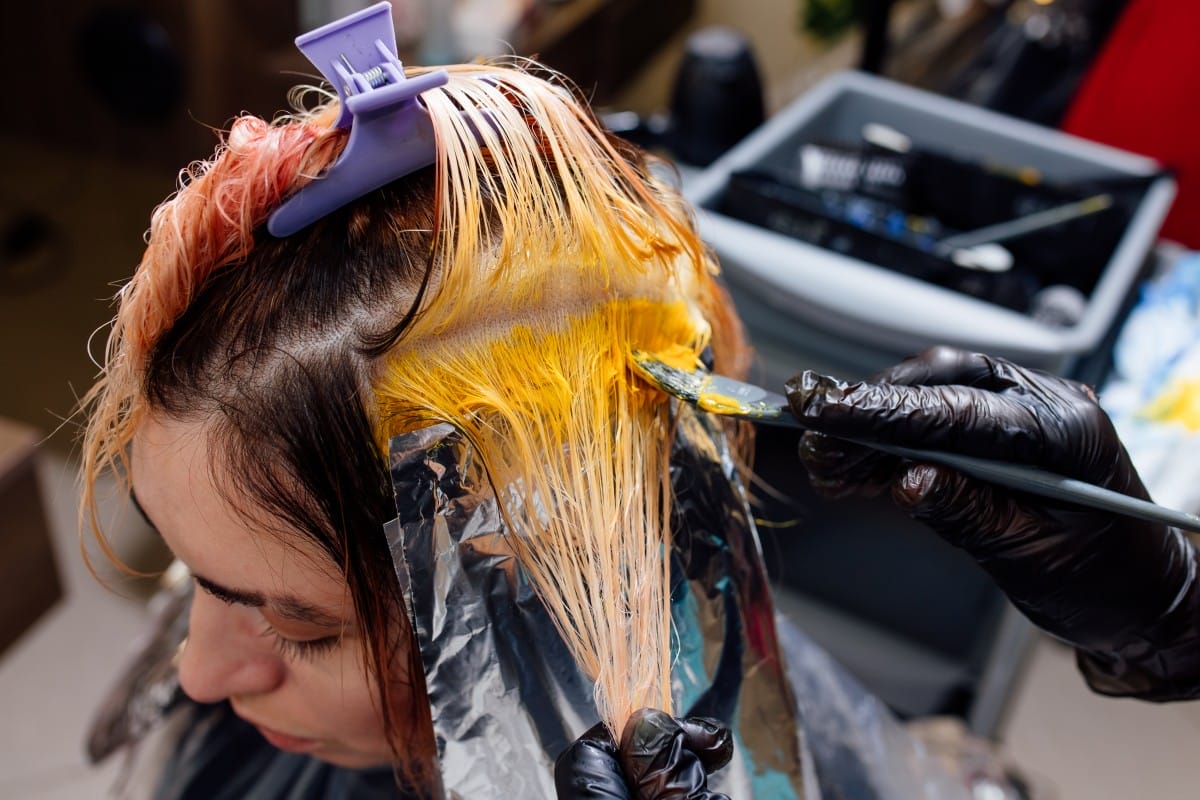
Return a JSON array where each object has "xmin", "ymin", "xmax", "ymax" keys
[{"xmin": 629, "ymin": 352, "xmax": 1200, "ymax": 533}]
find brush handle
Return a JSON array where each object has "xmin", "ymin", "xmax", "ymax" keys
[
  {"xmin": 764, "ymin": 399, "xmax": 1200, "ymax": 533},
  {"xmin": 634, "ymin": 359, "xmax": 1200, "ymax": 532},
  {"xmin": 863, "ymin": 440, "xmax": 1200, "ymax": 533}
]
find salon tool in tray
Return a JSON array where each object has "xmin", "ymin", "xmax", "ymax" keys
[{"xmin": 630, "ymin": 353, "xmax": 1200, "ymax": 532}]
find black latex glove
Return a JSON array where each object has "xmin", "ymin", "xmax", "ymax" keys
[
  {"xmin": 786, "ymin": 346, "xmax": 1200, "ymax": 701},
  {"xmin": 554, "ymin": 708, "xmax": 733, "ymax": 800}
]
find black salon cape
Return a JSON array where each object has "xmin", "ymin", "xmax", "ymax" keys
[
  {"xmin": 154, "ymin": 702, "xmax": 412, "ymax": 800},
  {"xmin": 147, "ymin": 619, "xmax": 974, "ymax": 800}
]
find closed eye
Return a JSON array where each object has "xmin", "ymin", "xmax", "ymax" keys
[{"xmin": 260, "ymin": 625, "xmax": 341, "ymax": 662}]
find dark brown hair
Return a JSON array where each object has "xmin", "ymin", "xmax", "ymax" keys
[{"xmin": 144, "ymin": 175, "xmax": 441, "ymax": 781}]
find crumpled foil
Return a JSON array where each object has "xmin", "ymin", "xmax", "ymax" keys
[{"xmin": 386, "ymin": 407, "xmax": 819, "ymax": 799}]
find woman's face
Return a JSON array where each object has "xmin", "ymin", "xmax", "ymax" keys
[{"xmin": 131, "ymin": 415, "xmax": 402, "ymax": 769}]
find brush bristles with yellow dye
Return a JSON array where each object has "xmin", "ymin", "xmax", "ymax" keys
[{"xmin": 374, "ymin": 64, "xmax": 749, "ymax": 734}]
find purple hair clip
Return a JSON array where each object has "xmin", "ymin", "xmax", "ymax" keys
[{"xmin": 268, "ymin": 2, "xmax": 449, "ymax": 237}]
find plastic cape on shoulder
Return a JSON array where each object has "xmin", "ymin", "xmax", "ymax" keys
[
  {"xmin": 776, "ymin": 620, "xmax": 971, "ymax": 800},
  {"xmin": 151, "ymin": 704, "xmax": 403, "ymax": 800}
]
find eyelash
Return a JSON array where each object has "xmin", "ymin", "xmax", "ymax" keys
[{"xmin": 261, "ymin": 626, "xmax": 341, "ymax": 663}]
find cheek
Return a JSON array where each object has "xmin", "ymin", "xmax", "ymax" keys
[
  {"xmin": 339, "ymin": 645, "xmax": 426, "ymax": 754},
  {"xmin": 299, "ymin": 617, "xmax": 425, "ymax": 763},
  {"xmin": 334, "ymin": 696, "xmax": 391, "ymax": 756},
  {"xmin": 321, "ymin": 646, "xmax": 390, "ymax": 735},
  {"xmin": 290, "ymin": 651, "xmax": 393, "ymax": 766}
]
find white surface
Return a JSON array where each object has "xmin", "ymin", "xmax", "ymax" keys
[
  {"xmin": 1001, "ymin": 636, "xmax": 1200, "ymax": 799},
  {"xmin": 0, "ymin": 452, "xmax": 149, "ymax": 799}
]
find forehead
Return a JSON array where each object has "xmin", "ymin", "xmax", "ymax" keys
[{"xmin": 130, "ymin": 415, "xmax": 348, "ymax": 608}]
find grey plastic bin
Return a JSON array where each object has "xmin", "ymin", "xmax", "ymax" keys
[
  {"xmin": 683, "ymin": 71, "xmax": 1176, "ymax": 735},
  {"xmin": 686, "ymin": 70, "xmax": 1176, "ymax": 380}
]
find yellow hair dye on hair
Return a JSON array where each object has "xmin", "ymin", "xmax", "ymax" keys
[
  {"xmin": 378, "ymin": 297, "xmax": 709, "ymax": 728},
  {"xmin": 372, "ymin": 65, "xmax": 743, "ymax": 733}
]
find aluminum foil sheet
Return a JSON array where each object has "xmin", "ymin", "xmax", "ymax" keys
[{"xmin": 386, "ymin": 407, "xmax": 818, "ymax": 799}]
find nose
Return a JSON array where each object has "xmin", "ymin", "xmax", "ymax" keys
[{"xmin": 177, "ymin": 588, "xmax": 286, "ymax": 704}]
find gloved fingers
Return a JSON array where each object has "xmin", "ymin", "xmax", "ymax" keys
[
  {"xmin": 798, "ymin": 430, "xmax": 897, "ymax": 499},
  {"xmin": 618, "ymin": 709, "xmax": 731, "ymax": 800},
  {"xmin": 891, "ymin": 462, "xmax": 1190, "ymax": 647},
  {"xmin": 868, "ymin": 346, "xmax": 1051, "ymax": 391},
  {"xmin": 676, "ymin": 717, "xmax": 734, "ymax": 773},
  {"xmin": 869, "ymin": 346, "xmax": 1088, "ymax": 394},
  {"xmin": 892, "ymin": 462, "xmax": 1048, "ymax": 556},
  {"xmin": 873, "ymin": 347, "xmax": 1101, "ymax": 411},
  {"xmin": 869, "ymin": 346, "xmax": 1007, "ymax": 388},
  {"xmin": 787, "ymin": 370, "xmax": 1056, "ymax": 464},
  {"xmin": 873, "ymin": 352, "xmax": 1124, "ymax": 482},
  {"xmin": 554, "ymin": 721, "xmax": 631, "ymax": 800}
]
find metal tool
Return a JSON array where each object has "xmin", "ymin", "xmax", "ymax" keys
[
  {"xmin": 936, "ymin": 193, "xmax": 1114, "ymax": 251},
  {"xmin": 630, "ymin": 352, "xmax": 1200, "ymax": 532}
]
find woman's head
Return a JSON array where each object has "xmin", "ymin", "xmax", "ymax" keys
[
  {"xmin": 88, "ymin": 111, "xmax": 442, "ymax": 773},
  {"xmin": 81, "ymin": 62, "xmax": 748, "ymax": 777}
]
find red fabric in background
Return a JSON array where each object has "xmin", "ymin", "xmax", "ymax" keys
[{"xmin": 1061, "ymin": 0, "xmax": 1198, "ymax": 247}]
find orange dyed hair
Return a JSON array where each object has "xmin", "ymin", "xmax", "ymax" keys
[{"xmin": 80, "ymin": 107, "xmax": 346, "ymax": 552}]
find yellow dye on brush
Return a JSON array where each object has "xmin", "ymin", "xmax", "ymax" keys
[
  {"xmin": 641, "ymin": 342, "xmax": 704, "ymax": 372},
  {"xmin": 697, "ymin": 389, "xmax": 752, "ymax": 415},
  {"xmin": 627, "ymin": 348, "xmax": 758, "ymax": 417},
  {"xmin": 376, "ymin": 296, "xmax": 710, "ymax": 729}
]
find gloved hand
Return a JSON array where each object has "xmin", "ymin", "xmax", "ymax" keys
[
  {"xmin": 785, "ymin": 346, "xmax": 1200, "ymax": 700},
  {"xmin": 554, "ymin": 708, "xmax": 733, "ymax": 799}
]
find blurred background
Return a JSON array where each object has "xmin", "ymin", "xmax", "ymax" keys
[{"xmin": 1, "ymin": 0, "xmax": 1198, "ymax": 796}]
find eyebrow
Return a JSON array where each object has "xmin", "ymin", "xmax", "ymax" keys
[
  {"xmin": 131, "ymin": 489, "xmax": 347, "ymax": 629},
  {"xmin": 192, "ymin": 574, "xmax": 346, "ymax": 628}
]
